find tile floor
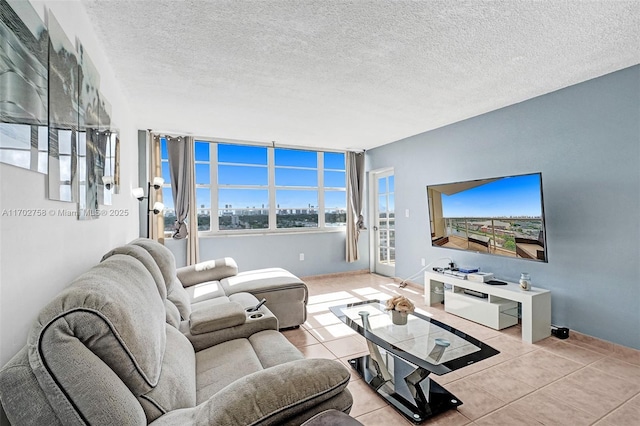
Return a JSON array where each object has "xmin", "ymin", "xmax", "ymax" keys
[{"xmin": 282, "ymin": 273, "xmax": 640, "ymax": 426}]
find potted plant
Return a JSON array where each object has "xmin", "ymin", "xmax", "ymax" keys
[{"xmin": 385, "ymin": 295, "xmax": 415, "ymax": 325}]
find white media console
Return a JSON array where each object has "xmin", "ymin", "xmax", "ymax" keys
[{"xmin": 424, "ymin": 271, "xmax": 551, "ymax": 343}]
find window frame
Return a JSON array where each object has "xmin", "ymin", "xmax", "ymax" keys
[{"xmin": 192, "ymin": 138, "xmax": 346, "ymax": 236}]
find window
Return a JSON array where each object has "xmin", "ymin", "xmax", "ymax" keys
[
  {"xmin": 165, "ymin": 140, "xmax": 345, "ymax": 234},
  {"xmin": 218, "ymin": 143, "xmax": 268, "ymax": 230},
  {"xmin": 275, "ymin": 148, "xmax": 318, "ymax": 228}
]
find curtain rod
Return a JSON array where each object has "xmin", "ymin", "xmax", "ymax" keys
[{"xmin": 147, "ymin": 129, "xmax": 355, "ymax": 153}]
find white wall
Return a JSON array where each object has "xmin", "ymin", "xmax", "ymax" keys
[
  {"xmin": 0, "ymin": 0, "xmax": 139, "ymax": 366},
  {"xmin": 366, "ymin": 65, "xmax": 640, "ymax": 349}
]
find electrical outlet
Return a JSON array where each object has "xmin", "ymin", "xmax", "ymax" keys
[
  {"xmin": 421, "ymin": 258, "xmax": 426, "ymax": 267},
  {"xmin": 299, "ymin": 253, "xmax": 304, "ymax": 261},
  {"xmin": 405, "ymin": 209, "xmax": 410, "ymax": 217}
]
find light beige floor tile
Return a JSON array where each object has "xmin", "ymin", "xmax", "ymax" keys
[
  {"xmin": 593, "ymin": 393, "xmax": 640, "ymax": 426},
  {"xmin": 357, "ymin": 406, "xmax": 472, "ymax": 426},
  {"xmin": 534, "ymin": 339, "xmax": 606, "ymax": 365},
  {"xmin": 454, "ymin": 351, "xmax": 512, "ymax": 378},
  {"xmin": 475, "ymin": 405, "xmax": 544, "ymax": 425},
  {"xmin": 324, "ymin": 335, "xmax": 370, "ymax": 359},
  {"xmin": 509, "ymin": 391, "xmax": 597, "ymax": 426},
  {"xmin": 354, "ymin": 405, "xmax": 415, "ymax": 426},
  {"xmin": 444, "ymin": 380, "xmax": 505, "ymax": 420},
  {"xmin": 538, "ymin": 367, "xmax": 640, "ymax": 418},
  {"xmin": 590, "ymin": 356, "xmax": 640, "ymax": 383},
  {"xmin": 421, "ymin": 409, "xmax": 473, "ymax": 426},
  {"xmin": 462, "ymin": 367, "xmax": 535, "ymax": 402},
  {"xmin": 280, "ymin": 327, "xmax": 320, "ymax": 347},
  {"xmin": 495, "ymin": 349, "xmax": 581, "ymax": 388},
  {"xmin": 611, "ymin": 343, "xmax": 640, "ymax": 366},
  {"xmin": 567, "ymin": 332, "xmax": 614, "ymax": 355},
  {"xmin": 302, "ymin": 311, "xmax": 344, "ymax": 330},
  {"xmin": 307, "ymin": 322, "xmax": 358, "ymax": 342},
  {"xmin": 483, "ymin": 335, "xmax": 537, "ymax": 357},
  {"xmin": 499, "ymin": 323, "xmax": 524, "ymax": 340},
  {"xmin": 347, "ymin": 378, "xmax": 388, "ymax": 417},
  {"xmin": 432, "ymin": 370, "xmax": 464, "ymax": 386},
  {"xmin": 298, "ymin": 343, "xmax": 337, "ymax": 360}
]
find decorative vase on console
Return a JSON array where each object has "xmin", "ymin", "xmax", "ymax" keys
[
  {"xmin": 519, "ymin": 273, "xmax": 531, "ymax": 291},
  {"xmin": 385, "ymin": 295, "xmax": 415, "ymax": 325}
]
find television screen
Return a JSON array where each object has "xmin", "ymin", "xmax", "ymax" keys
[{"xmin": 426, "ymin": 172, "xmax": 547, "ymax": 262}]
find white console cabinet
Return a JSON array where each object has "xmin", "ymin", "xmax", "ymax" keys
[{"xmin": 424, "ymin": 271, "xmax": 551, "ymax": 343}]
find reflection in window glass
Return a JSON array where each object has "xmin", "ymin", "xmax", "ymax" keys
[
  {"xmin": 0, "ymin": 124, "xmax": 48, "ymax": 173},
  {"xmin": 0, "ymin": 150, "xmax": 30, "ymax": 168}
]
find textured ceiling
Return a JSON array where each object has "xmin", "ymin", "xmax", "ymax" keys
[{"xmin": 81, "ymin": 0, "xmax": 640, "ymax": 150}]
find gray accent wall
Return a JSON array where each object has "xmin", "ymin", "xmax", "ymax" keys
[
  {"xmin": 366, "ymin": 65, "xmax": 640, "ymax": 349},
  {"xmin": 166, "ymin": 230, "xmax": 369, "ymax": 278}
]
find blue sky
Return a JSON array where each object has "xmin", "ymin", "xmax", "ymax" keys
[
  {"xmin": 161, "ymin": 141, "xmax": 345, "ymax": 211},
  {"xmin": 438, "ymin": 174, "xmax": 543, "ymax": 218}
]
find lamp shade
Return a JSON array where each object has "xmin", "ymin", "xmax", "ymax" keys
[
  {"xmin": 152, "ymin": 202, "xmax": 165, "ymax": 214},
  {"xmin": 102, "ymin": 175, "xmax": 114, "ymax": 190},
  {"xmin": 152, "ymin": 176, "xmax": 165, "ymax": 189},
  {"xmin": 132, "ymin": 187, "xmax": 145, "ymax": 200}
]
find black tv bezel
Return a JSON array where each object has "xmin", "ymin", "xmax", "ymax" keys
[{"xmin": 425, "ymin": 172, "xmax": 548, "ymax": 263}]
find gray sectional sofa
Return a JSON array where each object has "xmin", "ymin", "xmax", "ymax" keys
[{"xmin": 0, "ymin": 239, "xmax": 352, "ymax": 425}]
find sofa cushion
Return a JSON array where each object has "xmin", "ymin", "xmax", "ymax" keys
[
  {"xmin": 220, "ymin": 268, "xmax": 305, "ymax": 295},
  {"xmin": 101, "ymin": 244, "xmax": 167, "ymax": 300},
  {"xmin": 248, "ymin": 330, "xmax": 304, "ymax": 369},
  {"xmin": 177, "ymin": 257, "xmax": 238, "ymax": 287},
  {"xmin": 165, "ymin": 300, "xmax": 181, "ymax": 328},
  {"xmin": 0, "ymin": 347, "xmax": 62, "ymax": 426},
  {"xmin": 195, "ymin": 339, "xmax": 264, "ymax": 403},
  {"xmin": 130, "ymin": 238, "xmax": 193, "ymax": 319},
  {"xmin": 139, "ymin": 326, "xmax": 196, "ymax": 422},
  {"xmin": 192, "ymin": 358, "xmax": 351, "ymax": 425},
  {"xmin": 167, "ymin": 277, "xmax": 192, "ymax": 320},
  {"xmin": 27, "ymin": 255, "xmax": 162, "ymax": 424},
  {"xmin": 189, "ymin": 301, "xmax": 246, "ymax": 335},
  {"xmin": 184, "ymin": 280, "xmax": 227, "ymax": 305},
  {"xmin": 129, "ymin": 239, "xmax": 177, "ymax": 287}
]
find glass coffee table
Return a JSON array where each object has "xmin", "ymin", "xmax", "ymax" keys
[{"xmin": 330, "ymin": 300, "xmax": 499, "ymax": 423}]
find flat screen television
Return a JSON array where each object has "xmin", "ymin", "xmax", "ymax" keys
[{"xmin": 426, "ymin": 172, "xmax": 547, "ymax": 262}]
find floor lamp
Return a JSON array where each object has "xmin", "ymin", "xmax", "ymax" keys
[{"xmin": 133, "ymin": 177, "xmax": 165, "ymax": 238}]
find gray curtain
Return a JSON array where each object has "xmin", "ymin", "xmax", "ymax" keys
[
  {"xmin": 346, "ymin": 151, "xmax": 365, "ymax": 262},
  {"xmin": 149, "ymin": 133, "xmax": 163, "ymax": 240},
  {"xmin": 167, "ymin": 136, "xmax": 189, "ymax": 239},
  {"xmin": 185, "ymin": 137, "xmax": 199, "ymax": 264}
]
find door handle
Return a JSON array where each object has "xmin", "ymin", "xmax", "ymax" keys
[{"xmin": 373, "ymin": 226, "xmax": 379, "ymax": 231}]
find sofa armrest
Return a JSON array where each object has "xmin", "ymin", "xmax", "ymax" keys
[
  {"xmin": 189, "ymin": 301, "xmax": 246, "ymax": 335},
  {"xmin": 176, "ymin": 257, "xmax": 238, "ymax": 287},
  {"xmin": 149, "ymin": 359, "xmax": 351, "ymax": 426}
]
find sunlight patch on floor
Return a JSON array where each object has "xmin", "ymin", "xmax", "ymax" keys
[
  {"xmin": 307, "ymin": 297, "xmax": 362, "ymax": 313},
  {"xmin": 308, "ymin": 291, "xmax": 353, "ymax": 304}
]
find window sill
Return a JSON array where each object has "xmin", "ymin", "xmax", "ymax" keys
[{"xmin": 197, "ymin": 227, "xmax": 347, "ymax": 238}]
